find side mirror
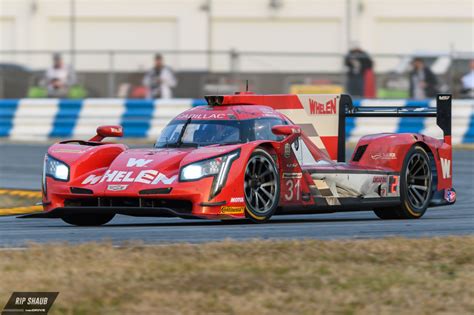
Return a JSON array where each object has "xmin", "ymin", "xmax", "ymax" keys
[
  {"xmin": 89, "ymin": 125, "xmax": 123, "ymax": 142},
  {"xmin": 271, "ymin": 125, "xmax": 301, "ymax": 137}
]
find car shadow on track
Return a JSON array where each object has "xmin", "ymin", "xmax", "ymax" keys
[
  {"xmin": 96, "ymin": 216, "xmax": 391, "ymax": 228},
  {"xmin": 19, "ymin": 212, "xmax": 447, "ymax": 229}
]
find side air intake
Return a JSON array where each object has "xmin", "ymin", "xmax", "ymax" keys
[{"xmin": 352, "ymin": 145, "xmax": 368, "ymax": 162}]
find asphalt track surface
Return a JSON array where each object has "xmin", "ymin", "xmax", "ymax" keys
[{"xmin": 0, "ymin": 142, "xmax": 472, "ymax": 247}]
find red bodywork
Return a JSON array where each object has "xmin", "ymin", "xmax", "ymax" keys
[{"xmin": 39, "ymin": 93, "xmax": 455, "ymax": 220}]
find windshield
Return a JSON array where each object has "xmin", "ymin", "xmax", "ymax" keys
[{"xmin": 155, "ymin": 118, "xmax": 285, "ymax": 148}]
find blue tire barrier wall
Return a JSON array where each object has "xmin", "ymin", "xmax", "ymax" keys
[{"xmin": 0, "ymin": 98, "xmax": 473, "ymax": 144}]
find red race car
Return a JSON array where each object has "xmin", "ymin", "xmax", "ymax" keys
[{"xmin": 27, "ymin": 93, "xmax": 456, "ymax": 226}]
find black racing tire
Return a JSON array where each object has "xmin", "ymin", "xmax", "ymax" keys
[
  {"xmin": 244, "ymin": 148, "xmax": 280, "ymax": 223},
  {"xmin": 62, "ymin": 214, "xmax": 115, "ymax": 226},
  {"xmin": 374, "ymin": 145, "xmax": 433, "ymax": 220}
]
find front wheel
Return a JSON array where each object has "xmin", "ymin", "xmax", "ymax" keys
[
  {"xmin": 62, "ymin": 213, "xmax": 115, "ymax": 226},
  {"xmin": 374, "ymin": 145, "xmax": 433, "ymax": 219},
  {"xmin": 244, "ymin": 149, "xmax": 280, "ymax": 223}
]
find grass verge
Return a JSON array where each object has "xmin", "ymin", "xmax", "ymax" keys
[{"xmin": 0, "ymin": 237, "xmax": 473, "ymax": 315}]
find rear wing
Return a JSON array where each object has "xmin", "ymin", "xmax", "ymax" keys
[{"xmin": 338, "ymin": 94, "xmax": 452, "ymax": 162}]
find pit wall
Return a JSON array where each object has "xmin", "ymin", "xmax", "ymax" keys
[{"xmin": 0, "ymin": 99, "xmax": 473, "ymax": 144}]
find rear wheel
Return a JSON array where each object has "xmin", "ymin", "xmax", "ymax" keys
[
  {"xmin": 62, "ymin": 214, "xmax": 115, "ymax": 226},
  {"xmin": 374, "ymin": 145, "xmax": 433, "ymax": 219},
  {"xmin": 244, "ymin": 149, "xmax": 280, "ymax": 223}
]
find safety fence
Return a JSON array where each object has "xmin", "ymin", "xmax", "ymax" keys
[{"xmin": 0, "ymin": 98, "xmax": 473, "ymax": 144}]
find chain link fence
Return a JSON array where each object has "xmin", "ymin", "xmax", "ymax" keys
[{"xmin": 0, "ymin": 49, "xmax": 472, "ymax": 99}]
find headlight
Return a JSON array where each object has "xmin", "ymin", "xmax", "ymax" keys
[
  {"xmin": 180, "ymin": 158, "xmax": 222, "ymax": 180},
  {"xmin": 180, "ymin": 150, "xmax": 240, "ymax": 198},
  {"xmin": 44, "ymin": 155, "xmax": 70, "ymax": 181}
]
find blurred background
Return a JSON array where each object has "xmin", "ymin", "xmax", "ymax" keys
[{"xmin": 0, "ymin": 0, "xmax": 473, "ymax": 99}]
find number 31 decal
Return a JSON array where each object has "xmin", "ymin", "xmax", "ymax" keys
[{"xmin": 284, "ymin": 179, "xmax": 300, "ymax": 201}]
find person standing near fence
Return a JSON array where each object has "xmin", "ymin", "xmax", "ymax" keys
[
  {"xmin": 460, "ymin": 60, "xmax": 474, "ymax": 98},
  {"xmin": 143, "ymin": 54, "xmax": 177, "ymax": 99},
  {"xmin": 344, "ymin": 43, "xmax": 375, "ymax": 98},
  {"xmin": 44, "ymin": 53, "xmax": 76, "ymax": 98},
  {"xmin": 409, "ymin": 58, "xmax": 438, "ymax": 100}
]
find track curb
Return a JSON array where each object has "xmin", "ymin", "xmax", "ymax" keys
[{"xmin": 0, "ymin": 189, "xmax": 42, "ymax": 216}]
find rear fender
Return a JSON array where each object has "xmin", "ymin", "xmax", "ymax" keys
[{"xmin": 351, "ymin": 133, "xmax": 452, "ymax": 190}]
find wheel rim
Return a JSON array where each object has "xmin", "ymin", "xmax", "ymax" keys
[
  {"xmin": 244, "ymin": 155, "xmax": 278, "ymax": 214},
  {"xmin": 406, "ymin": 152, "xmax": 432, "ymax": 210}
]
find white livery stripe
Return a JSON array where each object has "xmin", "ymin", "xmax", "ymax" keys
[
  {"xmin": 10, "ymin": 99, "xmax": 59, "ymax": 140},
  {"xmin": 73, "ymin": 99, "xmax": 126, "ymax": 139}
]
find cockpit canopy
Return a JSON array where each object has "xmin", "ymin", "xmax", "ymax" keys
[{"xmin": 155, "ymin": 117, "xmax": 286, "ymax": 148}]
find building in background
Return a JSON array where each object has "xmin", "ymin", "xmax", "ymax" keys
[{"xmin": 0, "ymin": 0, "xmax": 472, "ymax": 97}]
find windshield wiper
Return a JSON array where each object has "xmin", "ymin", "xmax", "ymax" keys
[{"xmin": 175, "ymin": 118, "xmax": 192, "ymax": 148}]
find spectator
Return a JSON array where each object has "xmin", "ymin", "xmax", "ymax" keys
[
  {"xmin": 143, "ymin": 54, "xmax": 177, "ymax": 99},
  {"xmin": 44, "ymin": 53, "xmax": 76, "ymax": 98},
  {"xmin": 460, "ymin": 60, "xmax": 474, "ymax": 98},
  {"xmin": 344, "ymin": 43, "xmax": 374, "ymax": 98},
  {"xmin": 409, "ymin": 58, "xmax": 438, "ymax": 99}
]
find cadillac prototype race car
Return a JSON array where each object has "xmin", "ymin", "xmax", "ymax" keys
[{"xmin": 26, "ymin": 93, "xmax": 456, "ymax": 226}]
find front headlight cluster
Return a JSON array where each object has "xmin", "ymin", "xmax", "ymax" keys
[
  {"xmin": 180, "ymin": 150, "xmax": 240, "ymax": 199},
  {"xmin": 44, "ymin": 154, "xmax": 70, "ymax": 181},
  {"xmin": 180, "ymin": 157, "xmax": 222, "ymax": 181}
]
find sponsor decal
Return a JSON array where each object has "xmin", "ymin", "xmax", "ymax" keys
[
  {"xmin": 230, "ymin": 197, "xmax": 244, "ymax": 203},
  {"xmin": 127, "ymin": 158, "xmax": 152, "ymax": 168},
  {"xmin": 107, "ymin": 184, "xmax": 128, "ymax": 191},
  {"xmin": 438, "ymin": 95, "xmax": 451, "ymax": 100},
  {"xmin": 444, "ymin": 189, "xmax": 456, "ymax": 203},
  {"xmin": 176, "ymin": 113, "xmax": 227, "ymax": 120},
  {"xmin": 2, "ymin": 292, "xmax": 59, "ymax": 315},
  {"xmin": 82, "ymin": 170, "xmax": 177, "ymax": 185},
  {"xmin": 371, "ymin": 153, "xmax": 397, "ymax": 160},
  {"xmin": 372, "ymin": 176, "xmax": 388, "ymax": 183},
  {"xmin": 308, "ymin": 97, "xmax": 337, "ymax": 115},
  {"xmin": 286, "ymin": 163, "xmax": 298, "ymax": 168},
  {"xmin": 284, "ymin": 143, "xmax": 291, "ymax": 158},
  {"xmin": 389, "ymin": 175, "xmax": 399, "ymax": 193},
  {"xmin": 220, "ymin": 206, "xmax": 245, "ymax": 214},
  {"xmin": 283, "ymin": 173, "xmax": 302, "ymax": 179},
  {"xmin": 440, "ymin": 158, "xmax": 451, "ymax": 179}
]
